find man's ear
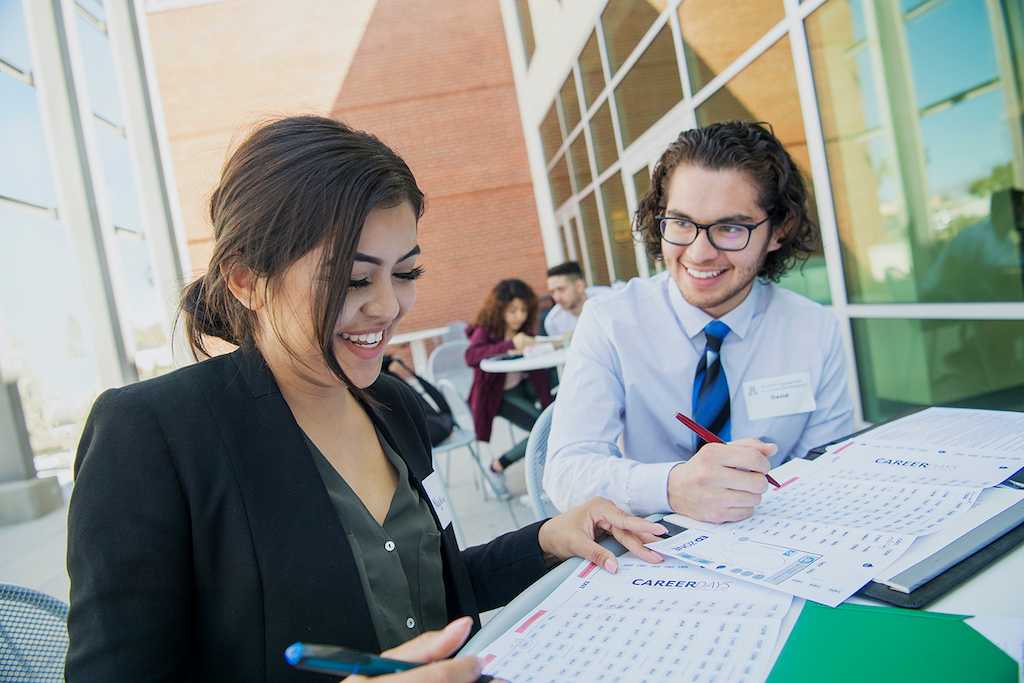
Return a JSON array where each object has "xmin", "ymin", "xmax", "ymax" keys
[
  {"xmin": 222, "ymin": 261, "xmax": 264, "ymax": 311},
  {"xmin": 767, "ymin": 219, "xmax": 790, "ymax": 253}
]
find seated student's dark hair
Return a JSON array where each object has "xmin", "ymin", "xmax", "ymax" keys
[
  {"xmin": 473, "ymin": 278, "xmax": 538, "ymax": 339},
  {"xmin": 634, "ymin": 120, "xmax": 818, "ymax": 282},
  {"xmin": 179, "ymin": 115, "xmax": 423, "ymax": 392},
  {"xmin": 546, "ymin": 261, "xmax": 584, "ymax": 279}
]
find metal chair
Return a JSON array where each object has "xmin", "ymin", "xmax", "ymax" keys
[
  {"xmin": 524, "ymin": 404, "xmax": 560, "ymax": 521},
  {"xmin": 0, "ymin": 584, "xmax": 69, "ymax": 682},
  {"xmin": 427, "ymin": 339, "xmax": 472, "ymax": 399}
]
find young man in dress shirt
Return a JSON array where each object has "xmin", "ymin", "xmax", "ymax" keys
[
  {"xmin": 545, "ymin": 121, "xmax": 854, "ymax": 522},
  {"xmin": 542, "ymin": 261, "xmax": 610, "ymax": 338}
]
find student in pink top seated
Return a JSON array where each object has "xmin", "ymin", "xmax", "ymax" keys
[{"xmin": 464, "ymin": 279, "xmax": 553, "ymax": 494}]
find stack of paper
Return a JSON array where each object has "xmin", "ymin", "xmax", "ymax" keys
[
  {"xmin": 480, "ymin": 557, "xmax": 792, "ymax": 682},
  {"xmin": 647, "ymin": 407, "xmax": 1024, "ymax": 606}
]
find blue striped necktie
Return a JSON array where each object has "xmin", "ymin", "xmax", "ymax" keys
[{"xmin": 693, "ymin": 320, "xmax": 731, "ymax": 449}]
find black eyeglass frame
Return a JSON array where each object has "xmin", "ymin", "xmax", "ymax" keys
[{"xmin": 654, "ymin": 215, "xmax": 771, "ymax": 251}]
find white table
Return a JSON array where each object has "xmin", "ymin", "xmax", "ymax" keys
[
  {"xmin": 387, "ymin": 325, "xmax": 450, "ymax": 374},
  {"xmin": 479, "ymin": 348, "xmax": 568, "ymax": 374},
  {"xmin": 462, "ymin": 457, "xmax": 1023, "ymax": 657}
]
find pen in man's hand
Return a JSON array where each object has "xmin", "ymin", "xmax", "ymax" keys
[{"xmin": 675, "ymin": 412, "xmax": 782, "ymax": 489}]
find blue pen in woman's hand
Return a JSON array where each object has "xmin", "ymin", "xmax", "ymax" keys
[{"xmin": 285, "ymin": 643, "xmax": 497, "ymax": 681}]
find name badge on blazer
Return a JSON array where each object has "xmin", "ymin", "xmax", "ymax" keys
[
  {"xmin": 742, "ymin": 371, "xmax": 816, "ymax": 420},
  {"xmin": 421, "ymin": 472, "xmax": 454, "ymax": 530}
]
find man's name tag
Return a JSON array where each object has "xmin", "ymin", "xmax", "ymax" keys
[
  {"xmin": 742, "ymin": 371, "xmax": 816, "ymax": 421},
  {"xmin": 421, "ymin": 472, "xmax": 453, "ymax": 531}
]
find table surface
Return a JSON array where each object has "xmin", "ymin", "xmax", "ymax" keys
[
  {"xmin": 461, "ymin": 457, "xmax": 1023, "ymax": 657},
  {"xmin": 388, "ymin": 325, "xmax": 450, "ymax": 345},
  {"xmin": 480, "ymin": 348, "xmax": 568, "ymax": 373}
]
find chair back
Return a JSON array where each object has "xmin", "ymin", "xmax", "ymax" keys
[
  {"xmin": 524, "ymin": 404, "xmax": 560, "ymax": 520},
  {"xmin": 0, "ymin": 584, "xmax": 69, "ymax": 682},
  {"xmin": 427, "ymin": 340, "xmax": 472, "ymax": 400},
  {"xmin": 441, "ymin": 321, "xmax": 468, "ymax": 343}
]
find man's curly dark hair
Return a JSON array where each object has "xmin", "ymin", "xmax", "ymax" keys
[{"xmin": 635, "ymin": 121, "xmax": 818, "ymax": 282}]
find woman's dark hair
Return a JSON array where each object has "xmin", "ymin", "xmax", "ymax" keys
[
  {"xmin": 635, "ymin": 120, "xmax": 818, "ymax": 281},
  {"xmin": 473, "ymin": 279, "xmax": 538, "ymax": 339},
  {"xmin": 179, "ymin": 115, "xmax": 423, "ymax": 391}
]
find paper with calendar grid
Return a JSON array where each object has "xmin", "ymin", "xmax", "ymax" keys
[
  {"xmin": 480, "ymin": 556, "xmax": 791, "ymax": 683},
  {"xmin": 647, "ymin": 454, "xmax": 984, "ymax": 606}
]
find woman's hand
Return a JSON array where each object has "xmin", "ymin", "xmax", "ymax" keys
[
  {"xmin": 346, "ymin": 617, "xmax": 495, "ymax": 682},
  {"xmin": 537, "ymin": 497, "xmax": 667, "ymax": 573},
  {"xmin": 511, "ymin": 332, "xmax": 534, "ymax": 352}
]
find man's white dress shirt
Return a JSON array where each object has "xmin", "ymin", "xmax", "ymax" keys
[
  {"xmin": 543, "ymin": 286, "xmax": 611, "ymax": 337},
  {"xmin": 544, "ymin": 272, "xmax": 854, "ymax": 516}
]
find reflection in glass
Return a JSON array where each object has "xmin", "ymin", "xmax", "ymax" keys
[
  {"xmin": 540, "ymin": 101, "xmax": 562, "ymax": 162},
  {"xmin": 578, "ymin": 31, "xmax": 605, "ymax": 109},
  {"xmin": 589, "ymin": 98, "xmax": 617, "ymax": 175},
  {"xmin": 558, "ymin": 222, "xmax": 572, "ymax": 262},
  {"xmin": 853, "ymin": 318, "xmax": 1024, "ymax": 422},
  {"xmin": 548, "ymin": 154, "xmax": 572, "ymax": 209},
  {"xmin": 678, "ymin": 0, "xmax": 784, "ymax": 95},
  {"xmin": 697, "ymin": 36, "xmax": 831, "ymax": 304},
  {"xmin": 515, "ymin": 0, "xmax": 535, "ymax": 64},
  {"xmin": 631, "ymin": 166, "xmax": 661, "ymax": 273},
  {"xmin": 904, "ymin": 0, "xmax": 998, "ymax": 109},
  {"xmin": 114, "ymin": 233, "xmax": 171, "ymax": 378},
  {"xmin": 579, "ymin": 192, "xmax": 610, "ymax": 284},
  {"xmin": 600, "ymin": 174, "xmax": 639, "ymax": 281},
  {"xmin": 75, "ymin": 10, "xmax": 124, "ymax": 125},
  {"xmin": 0, "ymin": 0, "xmax": 32, "ymax": 73},
  {"xmin": 0, "ymin": 74, "xmax": 58, "ymax": 208},
  {"xmin": 0, "ymin": 204, "xmax": 101, "ymax": 459},
  {"xmin": 568, "ymin": 133, "xmax": 592, "ymax": 193},
  {"xmin": 807, "ymin": 0, "xmax": 1023, "ymax": 304},
  {"xmin": 95, "ymin": 123, "xmax": 144, "ymax": 231},
  {"xmin": 560, "ymin": 71, "xmax": 581, "ymax": 135},
  {"xmin": 566, "ymin": 216, "xmax": 582, "ymax": 267},
  {"xmin": 614, "ymin": 25, "xmax": 682, "ymax": 148},
  {"xmin": 600, "ymin": 0, "xmax": 663, "ymax": 76}
]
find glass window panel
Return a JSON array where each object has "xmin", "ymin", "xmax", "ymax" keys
[
  {"xmin": 852, "ymin": 318, "xmax": 1024, "ymax": 423},
  {"xmin": 614, "ymin": 25, "xmax": 682, "ymax": 148},
  {"xmin": 548, "ymin": 153, "xmax": 572, "ymax": 209},
  {"xmin": 589, "ymin": 98, "xmax": 617, "ymax": 175},
  {"xmin": 579, "ymin": 192, "xmax": 610, "ymax": 284},
  {"xmin": 95, "ymin": 123, "xmax": 144, "ymax": 232},
  {"xmin": 75, "ymin": 10, "xmax": 124, "ymax": 125},
  {"xmin": 77, "ymin": 0, "xmax": 105, "ymax": 20},
  {"xmin": 0, "ymin": 204, "xmax": 101, "ymax": 459},
  {"xmin": 567, "ymin": 216, "xmax": 582, "ymax": 265},
  {"xmin": 578, "ymin": 31, "xmax": 605, "ymax": 109},
  {"xmin": 696, "ymin": 36, "xmax": 831, "ymax": 304},
  {"xmin": 540, "ymin": 101, "xmax": 562, "ymax": 162},
  {"xmin": 515, "ymin": 0, "xmax": 535, "ymax": 64},
  {"xmin": 678, "ymin": 0, "xmax": 785, "ymax": 95},
  {"xmin": 560, "ymin": 71, "xmax": 581, "ymax": 135},
  {"xmin": 114, "ymin": 233, "xmax": 171, "ymax": 378},
  {"xmin": 0, "ymin": 74, "xmax": 58, "ymax": 208},
  {"xmin": 631, "ymin": 166, "xmax": 661, "ymax": 274},
  {"xmin": 0, "ymin": 0, "xmax": 33, "ymax": 73},
  {"xmin": 807, "ymin": 0, "xmax": 1023, "ymax": 304},
  {"xmin": 905, "ymin": 0, "xmax": 998, "ymax": 109},
  {"xmin": 568, "ymin": 133, "xmax": 592, "ymax": 193},
  {"xmin": 600, "ymin": 174, "xmax": 639, "ymax": 282},
  {"xmin": 601, "ymin": 0, "xmax": 663, "ymax": 76},
  {"xmin": 558, "ymin": 222, "xmax": 572, "ymax": 261}
]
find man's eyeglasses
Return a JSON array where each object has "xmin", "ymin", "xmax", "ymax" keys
[{"xmin": 655, "ymin": 215, "xmax": 770, "ymax": 252}]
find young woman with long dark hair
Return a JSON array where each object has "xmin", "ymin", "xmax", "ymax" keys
[
  {"xmin": 464, "ymin": 279, "xmax": 552, "ymax": 494},
  {"xmin": 65, "ymin": 116, "xmax": 665, "ymax": 682}
]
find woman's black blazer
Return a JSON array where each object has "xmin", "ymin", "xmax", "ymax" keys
[{"xmin": 66, "ymin": 343, "xmax": 549, "ymax": 682}]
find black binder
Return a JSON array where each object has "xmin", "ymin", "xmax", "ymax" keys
[{"xmin": 805, "ymin": 419, "xmax": 1024, "ymax": 609}]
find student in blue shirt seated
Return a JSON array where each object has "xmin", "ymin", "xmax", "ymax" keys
[{"xmin": 545, "ymin": 120, "xmax": 855, "ymax": 523}]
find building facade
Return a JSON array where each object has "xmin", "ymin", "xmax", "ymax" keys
[{"xmin": 502, "ymin": 0, "xmax": 1024, "ymax": 424}]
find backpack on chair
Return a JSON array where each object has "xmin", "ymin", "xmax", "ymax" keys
[{"xmin": 381, "ymin": 355, "xmax": 457, "ymax": 447}]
